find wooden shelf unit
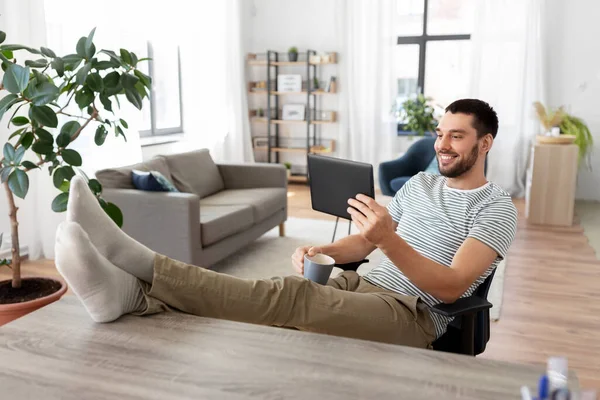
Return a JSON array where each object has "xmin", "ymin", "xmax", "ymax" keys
[{"xmin": 247, "ymin": 49, "xmax": 338, "ymax": 184}]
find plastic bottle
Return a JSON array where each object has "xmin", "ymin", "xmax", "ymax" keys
[{"xmin": 547, "ymin": 356, "xmax": 569, "ymax": 393}]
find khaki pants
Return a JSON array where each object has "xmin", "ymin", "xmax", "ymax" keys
[{"xmin": 136, "ymin": 254, "xmax": 436, "ymax": 348}]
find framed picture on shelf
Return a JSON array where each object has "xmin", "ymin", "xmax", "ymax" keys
[
  {"xmin": 277, "ymin": 74, "xmax": 302, "ymax": 92},
  {"xmin": 282, "ymin": 104, "xmax": 305, "ymax": 121}
]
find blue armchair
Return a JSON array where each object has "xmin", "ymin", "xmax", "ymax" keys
[{"xmin": 379, "ymin": 137, "xmax": 437, "ymax": 196}]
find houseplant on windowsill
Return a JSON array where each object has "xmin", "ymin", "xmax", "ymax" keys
[
  {"xmin": 395, "ymin": 93, "xmax": 439, "ymax": 137},
  {"xmin": 0, "ymin": 28, "xmax": 151, "ymax": 325}
]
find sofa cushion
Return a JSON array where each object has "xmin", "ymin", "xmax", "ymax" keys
[
  {"xmin": 200, "ymin": 188, "xmax": 286, "ymax": 222},
  {"xmin": 200, "ymin": 205, "xmax": 254, "ymax": 247},
  {"xmin": 163, "ymin": 149, "xmax": 225, "ymax": 198},
  {"xmin": 96, "ymin": 157, "xmax": 173, "ymax": 189},
  {"xmin": 132, "ymin": 170, "xmax": 179, "ymax": 192}
]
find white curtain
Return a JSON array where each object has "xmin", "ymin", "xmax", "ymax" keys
[
  {"xmin": 336, "ymin": 0, "xmax": 397, "ymax": 176},
  {"xmin": 0, "ymin": 0, "xmax": 49, "ymax": 259},
  {"xmin": 469, "ymin": 0, "xmax": 546, "ymax": 197},
  {"xmin": 211, "ymin": 0, "xmax": 255, "ymax": 163}
]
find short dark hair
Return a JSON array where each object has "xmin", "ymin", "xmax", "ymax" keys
[{"xmin": 445, "ymin": 99, "xmax": 499, "ymax": 139}]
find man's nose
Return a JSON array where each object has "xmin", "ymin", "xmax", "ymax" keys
[{"xmin": 437, "ymin": 135, "xmax": 451, "ymax": 151}]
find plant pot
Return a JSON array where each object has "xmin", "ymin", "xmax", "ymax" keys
[
  {"xmin": 288, "ymin": 52, "xmax": 298, "ymax": 62},
  {"xmin": 286, "ymin": 169, "xmax": 292, "ymax": 179},
  {"xmin": 0, "ymin": 277, "xmax": 68, "ymax": 326},
  {"xmin": 536, "ymin": 134, "xmax": 576, "ymax": 145}
]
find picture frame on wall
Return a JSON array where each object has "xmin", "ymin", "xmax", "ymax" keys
[{"xmin": 282, "ymin": 104, "xmax": 305, "ymax": 120}]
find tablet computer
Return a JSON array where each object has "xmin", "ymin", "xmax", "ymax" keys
[{"xmin": 307, "ymin": 154, "xmax": 375, "ymax": 220}]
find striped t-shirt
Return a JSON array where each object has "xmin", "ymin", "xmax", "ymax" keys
[{"xmin": 363, "ymin": 172, "xmax": 518, "ymax": 338}]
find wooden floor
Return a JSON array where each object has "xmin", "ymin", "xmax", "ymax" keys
[{"xmin": 2, "ymin": 183, "xmax": 600, "ymax": 390}]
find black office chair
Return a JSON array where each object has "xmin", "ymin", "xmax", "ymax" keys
[{"xmin": 334, "ymin": 260, "xmax": 495, "ymax": 356}]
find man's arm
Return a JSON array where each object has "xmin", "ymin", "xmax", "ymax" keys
[
  {"xmin": 377, "ymin": 235, "xmax": 497, "ymax": 303},
  {"xmin": 320, "ymin": 222, "xmax": 397, "ymax": 265}
]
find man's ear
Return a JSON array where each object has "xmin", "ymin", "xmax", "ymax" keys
[{"xmin": 480, "ymin": 134, "xmax": 493, "ymax": 153}]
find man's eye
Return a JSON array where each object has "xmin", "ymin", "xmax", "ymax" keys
[{"xmin": 452, "ymin": 136, "xmax": 461, "ymax": 139}]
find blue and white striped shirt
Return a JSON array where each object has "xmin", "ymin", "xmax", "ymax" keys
[{"xmin": 363, "ymin": 172, "xmax": 518, "ymax": 338}]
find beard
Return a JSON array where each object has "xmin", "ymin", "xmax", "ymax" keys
[{"xmin": 438, "ymin": 142, "xmax": 480, "ymax": 178}]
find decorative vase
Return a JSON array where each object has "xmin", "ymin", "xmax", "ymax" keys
[{"xmin": 0, "ymin": 277, "xmax": 68, "ymax": 326}]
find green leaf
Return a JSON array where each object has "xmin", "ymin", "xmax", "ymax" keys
[
  {"xmin": 76, "ymin": 62, "xmax": 92, "ymax": 85},
  {"xmin": 76, "ymin": 37, "xmax": 87, "ymax": 58},
  {"xmin": 31, "ymin": 141, "xmax": 54, "ymax": 155},
  {"xmin": 35, "ymin": 128, "xmax": 54, "ymax": 143},
  {"xmin": 134, "ymin": 69, "xmax": 152, "ymax": 89},
  {"xmin": 30, "ymin": 82, "xmax": 60, "ymax": 106},
  {"xmin": 0, "ymin": 94, "xmax": 19, "ymax": 121},
  {"xmin": 0, "ymin": 31, "xmax": 6, "ymax": 45},
  {"xmin": 120, "ymin": 73, "xmax": 139, "ymax": 90},
  {"xmin": 99, "ymin": 93, "xmax": 112, "ymax": 112},
  {"xmin": 93, "ymin": 60, "xmax": 117, "ymax": 70},
  {"xmin": 0, "ymin": 167, "xmax": 12, "ymax": 183},
  {"xmin": 125, "ymin": 88, "xmax": 143, "ymax": 110},
  {"xmin": 1, "ymin": 50, "xmax": 13, "ymax": 60},
  {"xmin": 134, "ymin": 81, "xmax": 147, "ymax": 98},
  {"xmin": 75, "ymin": 87, "xmax": 94, "ymax": 109},
  {"xmin": 9, "ymin": 128, "xmax": 26, "ymax": 140},
  {"xmin": 0, "ymin": 45, "xmax": 41, "ymax": 54},
  {"xmin": 3, "ymin": 64, "xmax": 30, "ymax": 93},
  {"xmin": 61, "ymin": 149, "xmax": 82, "ymax": 166},
  {"xmin": 59, "ymin": 180, "xmax": 70, "ymax": 193},
  {"xmin": 86, "ymin": 72, "xmax": 104, "ymax": 92},
  {"xmin": 130, "ymin": 52, "xmax": 138, "ymax": 67},
  {"xmin": 3, "ymin": 143, "xmax": 15, "ymax": 162},
  {"xmin": 115, "ymin": 125, "xmax": 125, "ymax": 138},
  {"xmin": 62, "ymin": 54, "xmax": 83, "ymax": 71},
  {"xmin": 62, "ymin": 165, "xmax": 75, "ymax": 180},
  {"xmin": 51, "ymin": 57, "xmax": 65, "ymax": 77},
  {"xmin": 103, "ymin": 71, "xmax": 120, "ymax": 88},
  {"xmin": 95, "ymin": 125, "xmax": 108, "ymax": 145},
  {"xmin": 85, "ymin": 28, "xmax": 96, "ymax": 58},
  {"xmin": 53, "ymin": 167, "xmax": 65, "ymax": 189},
  {"xmin": 51, "ymin": 192, "xmax": 69, "ymax": 212},
  {"xmin": 12, "ymin": 116, "xmax": 29, "ymax": 126},
  {"xmin": 99, "ymin": 50, "xmax": 123, "ymax": 67},
  {"xmin": 102, "ymin": 201, "xmax": 123, "ymax": 227},
  {"xmin": 40, "ymin": 46, "xmax": 56, "ymax": 58},
  {"xmin": 30, "ymin": 105, "xmax": 58, "ymax": 128},
  {"xmin": 119, "ymin": 48, "xmax": 132, "ymax": 65},
  {"xmin": 8, "ymin": 169, "xmax": 29, "ymax": 199},
  {"xmin": 14, "ymin": 146, "xmax": 26, "ymax": 164},
  {"xmin": 21, "ymin": 160, "xmax": 38, "ymax": 170},
  {"xmin": 24, "ymin": 58, "xmax": 48, "ymax": 68},
  {"xmin": 56, "ymin": 121, "xmax": 80, "ymax": 147},
  {"xmin": 88, "ymin": 178, "xmax": 102, "ymax": 194},
  {"xmin": 119, "ymin": 119, "xmax": 128, "ymax": 129},
  {"xmin": 21, "ymin": 131, "xmax": 34, "ymax": 149}
]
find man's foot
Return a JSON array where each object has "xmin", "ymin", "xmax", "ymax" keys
[
  {"xmin": 55, "ymin": 221, "xmax": 146, "ymax": 322},
  {"xmin": 67, "ymin": 175, "xmax": 154, "ymax": 282}
]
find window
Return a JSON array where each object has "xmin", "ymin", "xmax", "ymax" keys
[
  {"xmin": 139, "ymin": 42, "xmax": 184, "ymax": 137},
  {"xmin": 395, "ymin": 0, "xmax": 473, "ymax": 133}
]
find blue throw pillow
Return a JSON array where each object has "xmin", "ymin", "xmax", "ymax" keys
[
  {"xmin": 132, "ymin": 170, "xmax": 179, "ymax": 192},
  {"xmin": 423, "ymin": 156, "xmax": 440, "ymax": 175}
]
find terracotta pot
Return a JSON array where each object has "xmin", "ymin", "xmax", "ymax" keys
[{"xmin": 0, "ymin": 277, "xmax": 68, "ymax": 326}]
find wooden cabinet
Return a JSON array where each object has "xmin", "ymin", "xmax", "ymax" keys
[{"xmin": 525, "ymin": 144, "xmax": 578, "ymax": 226}]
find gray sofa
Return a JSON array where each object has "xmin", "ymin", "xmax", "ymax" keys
[{"xmin": 95, "ymin": 149, "xmax": 287, "ymax": 267}]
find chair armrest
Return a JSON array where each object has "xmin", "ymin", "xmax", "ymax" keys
[
  {"xmin": 102, "ymin": 189, "xmax": 200, "ymax": 264},
  {"xmin": 378, "ymin": 154, "xmax": 420, "ymax": 196},
  {"xmin": 429, "ymin": 296, "xmax": 492, "ymax": 318},
  {"xmin": 217, "ymin": 163, "xmax": 287, "ymax": 189}
]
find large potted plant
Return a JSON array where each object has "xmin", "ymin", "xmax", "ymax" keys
[{"xmin": 0, "ymin": 28, "xmax": 151, "ymax": 324}]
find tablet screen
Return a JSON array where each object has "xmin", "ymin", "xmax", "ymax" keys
[{"xmin": 307, "ymin": 154, "xmax": 375, "ymax": 220}]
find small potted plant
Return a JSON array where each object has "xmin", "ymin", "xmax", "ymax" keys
[
  {"xmin": 257, "ymin": 107, "xmax": 264, "ymax": 117},
  {"xmin": 0, "ymin": 28, "xmax": 151, "ymax": 325},
  {"xmin": 288, "ymin": 47, "xmax": 298, "ymax": 62},
  {"xmin": 397, "ymin": 94, "xmax": 438, "ymax": 137},
  {"xmin": 284, "ymin": 162, "xmax": 292, "ymax": 179},
  {"xmin": 312, "ymin": 76, "xmax": 319, "ymax": 91}
]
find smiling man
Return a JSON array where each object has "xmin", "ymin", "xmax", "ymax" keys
[{"xmin": 56, "ymin": 98, "xmax": 517, "ymax": 349}]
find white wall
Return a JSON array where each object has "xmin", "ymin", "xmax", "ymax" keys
[{"xmin": 545, "ymin": 0, "xmax": 600, "ymax": 200}]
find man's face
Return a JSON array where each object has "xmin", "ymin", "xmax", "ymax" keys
[{"xmin": 434, "ymin": 112, "xmax": 483, "ymax": 178}]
